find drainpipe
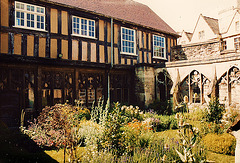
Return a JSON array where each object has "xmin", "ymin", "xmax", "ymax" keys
[{"xmin": 107, "ymin": 18, "xmax": 114, "ymax": 101}]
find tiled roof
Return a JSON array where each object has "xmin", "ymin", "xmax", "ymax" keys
[
  {"xmin": 202, "ymin": 15, "xmax": 219, "ymax": 34},
  {"xmin": 185, "ymin": 31, "xmax": 193, "ymax": 41},
  {"xmin": 47, "ymin": 0, "xmax": 178, "ymax": 36}
]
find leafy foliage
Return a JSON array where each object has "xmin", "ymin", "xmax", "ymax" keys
[
  {"xmin": 148, "ymin": 99, "xmax": 173, "ymax": 115},
  {"xmin": 206, "ymin": 97, "xmax": 225, "ymax": 124},
  {"xmin": 144, "ymin": 113, "xmax": 178, "ymax": 132},
  {"xmin": 22, "ymin": 104, "xmax": 83, "ymax": 162}
]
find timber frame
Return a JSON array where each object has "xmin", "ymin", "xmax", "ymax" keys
[{"xmin": 0, "ymin": 0, "xmax": 178, "ymax": 127}]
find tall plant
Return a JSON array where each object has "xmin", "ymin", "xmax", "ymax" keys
[
  {"xmin": 206, "ymin": 97, "xmax": 225, "ymax": 124},
  {"xmin": 175, "ymin": 113, "xmax": 206, "ymax": 162}
]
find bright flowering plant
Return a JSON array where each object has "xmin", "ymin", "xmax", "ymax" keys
[{"xmin": 21, "ymin": 104, "xmax": 83, "ymax": 162}]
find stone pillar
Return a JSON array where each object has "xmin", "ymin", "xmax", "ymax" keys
[
  {"xmin": 231, "ymin": 130, "xmax": 240, "ymax": 163},
  {"xmin": 227, "ymin": 115, "xmax": 240, "ymax": 163},
  {"xmin": 135, "ymin": 65, "xmax": 155, "ymax": 108}
]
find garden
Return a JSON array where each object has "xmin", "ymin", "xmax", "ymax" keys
[{"xmin": 0, "ymin": 97, "xmax": 237, "ymax": 162}]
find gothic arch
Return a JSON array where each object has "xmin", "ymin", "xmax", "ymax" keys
[
  {"xmin": 179, "ymin": 70, "xmax": 211, "ymax": 104},
  {"xmin": 217, "ymin": 66, "xmax": 240, "ymax": 106},
  {"xmin": 156, "ymin": 70, "xmax": 173, "ymax": 101}
]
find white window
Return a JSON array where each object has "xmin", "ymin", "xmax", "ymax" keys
[
  {"xmin": 15, "ymin": 1, "xmax": 45, "ymax": 31},
  {"xmin": 234, "ymin": 37, "xmax": 240, "ymax": 50},
  {"xmin": 72, "ymin": 16, "xmax": 95, "ymax": 38},
  {"xmin": 198, "ymin": 30, "xmax": 205, "ymax": 39},
  {"xmin": 236, "ymin": 21, "xmax": 240, "ymax": 32},
  {"xmin": 121, "ymin": 27, "xmax": 136, "ymax": 55},
  {"xmin": 153, "ymin": 35, "xmax": 166, "ymax": 59}
]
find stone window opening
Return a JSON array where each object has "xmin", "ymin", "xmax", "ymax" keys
[
  {"xmin": 218, "ymin": 66, "xmax": 240, "ymax": 106},
  {"xmin": 180, "ymin": 70, "xmax": 210, "ymax": 104},
  {"xmin": 156, "ymin": 71, "xmax": 173, "ymax": 102}
]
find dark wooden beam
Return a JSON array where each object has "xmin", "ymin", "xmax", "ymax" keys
[
  {"xmin": 68, "ymin": 12, "xmax": 72, "ymax": 60},
  {"xmin": 87, "ymin": 42, "xmax": 91, "ymax": 62},
  {"xmin": 34, "ymin": 35, "xmax": 39, "ymax": 57},
  {"xmin": 96, "ymin": 19, "xmax": 100, "ymax": 63},
  {"xmin": 78, "ymin": 40, "xmax": 82, "ymax": 61},
  {"xmin": 104, "ymin": 21, "xmax": 108, "ymax": 63}
]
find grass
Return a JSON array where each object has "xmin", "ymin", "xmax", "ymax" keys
[
  {"xmin": 207, "ymin": 151, "xmax": 234, "ymax": 163},
  {"xmin": 45, "ymin": 147, "xmax": 86, "ymax": 162}
]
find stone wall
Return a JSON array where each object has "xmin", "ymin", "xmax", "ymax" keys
[
  {"xmin": 135, "ymin": 65, "xmax": 155, "ymax": 108},
  {"xmin": 172, "ymin": 41, "xmax": 221, "ymax": 61}
]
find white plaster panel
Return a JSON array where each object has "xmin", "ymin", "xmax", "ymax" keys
[{"xmin": 191, "ymin": 16, "xmax": 217, "ymax": 44}]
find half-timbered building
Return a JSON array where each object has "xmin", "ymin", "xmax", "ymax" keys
[{"xmin": 0, "ymin": 0, "xmax": 178, "ymax": 127}]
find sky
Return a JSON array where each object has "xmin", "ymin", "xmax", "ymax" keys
[{"xmin": 134, "ymin": 0, "xmax": 237, "ymax": 33}]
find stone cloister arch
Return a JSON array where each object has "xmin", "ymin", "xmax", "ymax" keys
[
  {"xmin": 218, "ymin": 66, "xmax": 240, "ymax": 106},
  {"xmin": 156, "ymin": 70, "xmax": 173, "ymax": 101},
  {"xmin": 179, "ymin": 70, "xmax": 211, "ymax": 104}
]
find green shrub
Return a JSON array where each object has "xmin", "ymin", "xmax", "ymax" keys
[
  {"xmin": 202, "ymin": 133, "xmax": 236, "ymax": 155},
  {"xmin": 78, "ymin": 108, "xmax": 91, "ymax": 120},
  {"xmin": 143, "ymin": 114, "xmax": 178, "ymax": 132},
  {"xmin": 120, "ymin": 105, "xmax": 143, "ymax": 123},
  {"xmin": 174, "ymin": 102, "xmax": 188, "ymax": 113},
  {"xmin": 206, "ymin": 97, "xmax": 225, "ymax": 124},
  {"xmin": 184, "ymin": 108, "xmax": 207, "ymax": 121},
  {"xmin": 102, "ymin": 102, "xmax": 127, "ymax": 156},
  {"xmin": 148, "ymin": 99, "xmax": 173, "ymax": 115},
  {"xmin": 157, "ymin": 115, "xmax": 178, "ymax": 131}
]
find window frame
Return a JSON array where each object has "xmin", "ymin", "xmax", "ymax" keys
[
  {"xmin": 14, "ymin": 1, "xmax": 46, "ymax": 31},
  {"xmin": 121, "ymin": 27, "xmax": 137, "ymax": 56},
  {"xmin": 236, "ymin": 21, "xmax": 240, "ymax": 32},
  {"xmin": 234, "ymin": 37, "xmax": 240, "ymax": 50},
  {"xmin": 72, "ymin": 16, "xmax": 96, "ymax": 39},
  {"xmin": 152, "ymin": 34, "xmax": 167, "ymax": 60},
  {"xmin": 198, "ymin": 30, "xmax": 205, "ymax": 40}
]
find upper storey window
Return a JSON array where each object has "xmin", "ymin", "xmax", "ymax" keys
[
  {"xmin": 14, "ymin": 1, "xmax": 45, "ymax": 31},
  {"xmin": 72, "ymin": 16, "xmax": 95, "ymax": 38},
  {"xmin": 236, "ymin": 21, "xmax": 240, "ymax": 32},
  {"xmin": 121, "ymin": 27, "xmax": 136, "ymax": 55},
  {"xmin": 198, "ymin": 30, "xmax": 205, "ymax": 40},
  {"xmin": 153, "ymin": 35, "xmax": 166, "ymax": 59}
]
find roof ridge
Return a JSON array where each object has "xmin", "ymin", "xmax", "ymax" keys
[
  {"xmin": 201, "ymin": 15, "xmax": 219, "ymax": 34},
  {"xmin": 202, "ymin": 15, "xmax": 218, "ymax": 21},
  {"xmin": 47, "ymin": 0, "xmax": 178, "ymax": 36}
]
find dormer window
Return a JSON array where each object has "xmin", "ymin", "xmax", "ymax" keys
[
  {"xmin": 72, "ymin": 16, "xmax": 95, "ymax": 38},
  {"xmin": 198, "ymin": 30, "xmax": 205, "ymax": 39},
  {"xmin": 14, "ymin": 1, "xmax": 45, "ymax": 31}
]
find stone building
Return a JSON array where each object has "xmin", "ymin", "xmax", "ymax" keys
[
  {"xmin": 0, "ymin": 0, "xmax": 178, "ymax": 127},
  {"xmin": 169, "ymin": 0, "xmax": 240, "ymax": 109}
]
